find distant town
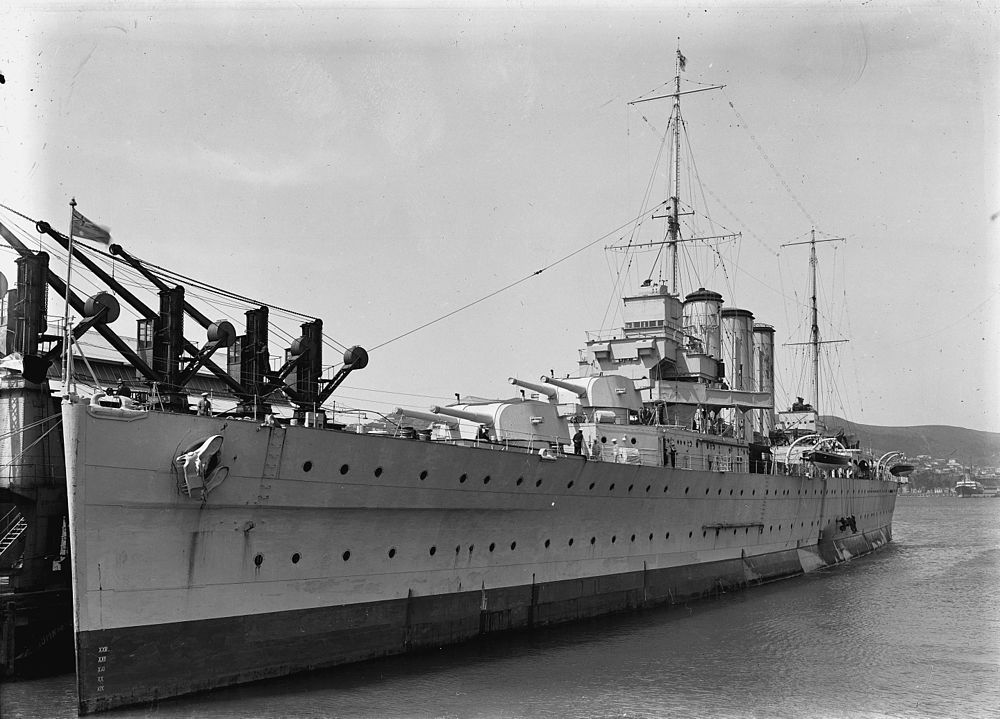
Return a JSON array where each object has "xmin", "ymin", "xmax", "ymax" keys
[{"xmin": 900, "ymin": 455, "xmax": 1000, "ymax": 496}]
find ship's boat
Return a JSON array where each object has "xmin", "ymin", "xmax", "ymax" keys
[
  {"xmin": 0, "ymin": 50, "xmax": 903, "ymax": 715},
  {"xmin": 889, "ymin": 463, "xmax": 914, "ymax": 477},
  {"xmin": 804, "ymin": 449, "xmax": 851, "ymax": 471}
]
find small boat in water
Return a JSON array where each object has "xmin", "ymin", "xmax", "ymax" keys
[{"xmin": 955, "ymin": 475, "xmax": 985, "ymax": 497}]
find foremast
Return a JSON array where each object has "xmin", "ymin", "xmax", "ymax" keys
[{"xmin": 627, "ymin": 47, "xmax": 727, "ymax": 294}]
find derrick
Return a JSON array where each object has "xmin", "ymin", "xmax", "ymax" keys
[{"xmin": 0, "ymin": 215, "xmax": 367, "ymax": 419}]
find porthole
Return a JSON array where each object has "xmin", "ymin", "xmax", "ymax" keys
[
  {"xmin": 601, "ymin": 436, "xmax": 607, "ymax": 443},
  {"xmin": 717, "ymin": 488, "xmax": 722, "ymax": 495},
  {"xmin": 544, "ymin": 538, "xmax": 551, "ymax": 548},
  {"xmin": 419, "ymin": 470, "xmax": 428, "ymax": 481},
  {"xmin": 610, "ymin": 483, "xmax": 616, "ymax": 491},
  {"xmin": 567, "ymin": 480, "xmax": 574, "ymax": 489},
  {"xmin": 254, "ymin": 553, "xmax": 264, "ymax": 567},
  {"xmin": 510, "ymin": 541, "xmax": 517, "ymax": 551},
  {"xmin": 663, "ymin": 486, "xmax": 669, "ymax": 493},
  {"xmin": 516, "ymin": 477, "xmax": 524, "ymax": 486},
  {"xmin": 429, "ymin": 546, "xmax": 437, "ymax": 556},
  {"xmin": 665, "ymin": 532, "xmax": 670, "ymax": 539},
  {"xmin": 752, "ymin": 489, "xmax": 756, "ymax": 495},
  {"xmin": 455, "ymin": 545, "xmax": 461, "ymax": 554},
  {"xmin": 568, "ymin": 538, "xmax": 574, "ymax": 546},
  {"xmin": 468, "ymin": 544, "xmax": 475, "ymax": 553},
  {"xmin": 740, "ymin": 490, "xmax": 744, "ymax": 496},
  {"xmin": 535, "ymin": 479, "xmax": 543, "ymax": 487},
  {"xmin": 388, "ymin": 548, "xmax": 396, "ymax": 559},
  {"xmin": 302, "ymin": 461, "xmax": 313, "ymax": 472},
  {"xmin": 483, "ymin": 475, "xmax": 491, "ymax": 484},
  {"xmin": 374, "ymin": 466, "xmax": 383, "ymax": 478},
  {"xmin": 630, "ymin": 438, "xmax": 637, "ymax": 445},
  {"xmin": 291, "ymin": 552, "xmax": 301, "ymax": 564},
  {"xmin": 703, "ymin": 530, "xmax": 707, "ymax": 537},
  {"xmin": 589, "ymin": 482, "xmax": 596, "ymax": 490},
  {"xmin": 590, "ymin": 536, "xmax": 596, "ymax": 545},
  {"xmin": 611, "ymin": 535, "xmax": 617, "ymax": 543},
  {"xmin": 688, "ymin": 531, "xmax": 693, "ymax": 538},
  {"xmin": 628, "ymin": 484, "xmax": 633, "ymax": 493},
  {"xmin": 460, "ymin": 473, "xmax": 467, "ymax": 483},
  {"xmin": 489, "ymin": 543, "xmax": 496, "ymax": 552},
  {"xmin": 729, "ymin": 489, "xmax": 733, "ymax": 495},
  {"xmin": 648, "ymin": 533, "xmax": 653, "ymax": 540},
  {"xmin": 705, "ymin": 488, "xmax": 710, "ymax": 495},
  {"xmin": 342, "ymin": 550, "xmax": 351, "ymax": 561},
  {"xmin": 685, "ymin": 487, "xmax": 689, "ymax": 494},
  {"xmin": 340, "ymin": 464, "xmax": 349, "ymax": 475},
  {"xmin": 645, "ymin": 485, "xmax": 651, "ymax": 493},
  {"xmin": 630, "ymin": 534, "xmax": 636, "ymax": 542}
]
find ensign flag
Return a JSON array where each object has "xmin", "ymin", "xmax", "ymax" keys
[{"xmin": 70, "ymin": 208, "xmax": 111, "ymax": 244}]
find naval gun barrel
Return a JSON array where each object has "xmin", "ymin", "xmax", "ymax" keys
[
  {"xmin": 429, "ymin": 405, "xmax": 495, "ymax": 425},
  {"xmin": 540, "ymin": 375, "xmax": 588, "ymax": 397},
  {"xmin": 508, "ymin": 377, "xmax": 557, "ymax": 398},
  {"xmin": 393, "ymin": 407, "xmax": 459, "ymax": 427}
]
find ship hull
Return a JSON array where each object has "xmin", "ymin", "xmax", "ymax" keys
[
  {"xmin": 956, "ymin": 487, "xmax": 984, "ymax": 498},
  {"xmin": 63, "ymin": 402, "xmax": 897, "ymax": 714}
]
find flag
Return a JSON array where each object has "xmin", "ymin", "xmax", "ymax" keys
[
  {"xmin": 70, "ymin": 208, "xmax": 111, "ymax": 244},
  {"xmin": 678, "ymin": 50, "xmax": 687, "ymax": 72}
]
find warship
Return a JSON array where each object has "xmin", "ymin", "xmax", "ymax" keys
[{"xmin": 0, "ymin": 53, "xmax": 903, "ymax": 714}]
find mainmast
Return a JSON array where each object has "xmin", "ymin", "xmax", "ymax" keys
[
  {"xmin": 781, "ymin": 230, "xmax": 847, "ymax": 417},
  {"xmin": 809, "ymin": 229, "xmax": 820, "ymax": 414}
]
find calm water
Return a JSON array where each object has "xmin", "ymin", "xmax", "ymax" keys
[{"xmin": 3, "ymin": 497, "xmax": 998, "ymax": 719}]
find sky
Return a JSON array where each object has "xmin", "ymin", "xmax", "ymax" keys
[{"xmin": 0, "ymin": 0, "xmax": 997, "ymax": 432}]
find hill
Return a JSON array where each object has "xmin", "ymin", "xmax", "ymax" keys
[{"xmin": 822, "ymin": 416, "xmax": 1000, "ymax": 467}]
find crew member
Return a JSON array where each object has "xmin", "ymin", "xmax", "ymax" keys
[{"xmin": 197, "ymin": 392, "xmax": 212, "ymax": 417}]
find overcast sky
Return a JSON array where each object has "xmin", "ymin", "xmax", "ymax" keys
[{"xmin": 1, "ymin": 1, "xmax": 997, "ymax": 433}]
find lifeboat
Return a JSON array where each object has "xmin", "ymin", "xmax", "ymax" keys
[{"xmin": 803, "ymin": 449, "xmax": 851, "ymax": 471}]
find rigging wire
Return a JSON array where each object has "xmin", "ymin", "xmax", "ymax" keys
[
  {"xmin": 369, "ymin": 200, "xmax": 668, "ymax": 354},
  {"xmin": 722, "ymin": 91, "xmax": 820, "ymax": 230},
  {"xmin": 0, "ymin": 418, "xmax": 63, "ymax": 472}
]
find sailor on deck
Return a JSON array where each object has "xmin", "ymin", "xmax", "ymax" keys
[{"xmin": 197, "ymin": 392, "xmax": 212, "ymax": 417}]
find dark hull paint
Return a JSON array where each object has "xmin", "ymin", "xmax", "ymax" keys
[{"xmin": 76, "ymin": 526, "xmax": 889, "ymax": 714}]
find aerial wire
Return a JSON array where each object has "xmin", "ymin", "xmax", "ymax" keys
[{"xmin": 369, "ymin": 200, "xmax": 668, "ymax": 353}]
